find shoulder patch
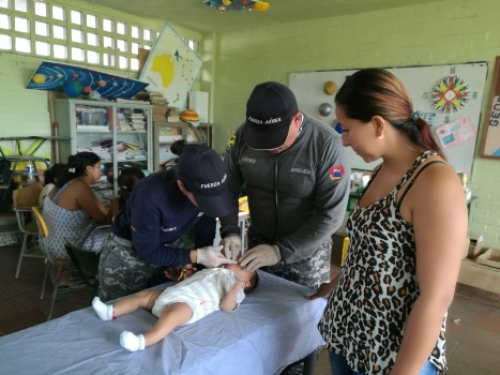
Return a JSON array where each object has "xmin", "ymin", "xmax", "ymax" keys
[
  {"xmin": 329, "ymin": 165, "xmax": 345, "ymax": 180},
  {"xmin": 226, "ymin": 133, "xmax": 236, "ymax": 153}
]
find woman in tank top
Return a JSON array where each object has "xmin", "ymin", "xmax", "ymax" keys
[
  {"xmin": 316, "ymin": 69, "xmax": 468, "ymax": 375},
  {"xmin": 43, "ymin": 152, "xmax": 110, "ymax": 260}
]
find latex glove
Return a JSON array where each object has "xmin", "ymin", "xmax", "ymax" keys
[
  {"xmin": 239, "ymin": 244, "xmax": 281, "ymax": 272},
  {"xmin": 220, "ymin": 234, "xmax": 242, "ymax": 260},
  {"xmin": 197, "ymin": 245, "xmax": 237, "ymax": 268}
]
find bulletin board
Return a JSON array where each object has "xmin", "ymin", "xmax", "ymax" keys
[
  {"xmin": 481, "ymin": 56, "xmax": 500, "ymax": 158},
  {"xmin": 289, "ymin": 62, "xmax": 488, "ymax": 176}
]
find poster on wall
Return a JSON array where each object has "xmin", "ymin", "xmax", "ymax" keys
[
  {"xmin": 482, "ymin": 57, "xmax": 500, "ymax": 158},
  {"xmin": 435, "ymin": 116, "xmax": 476, "ymax": 149},
  {"xmin": 26, "ymin": 61, "xmax": 149, "ymax": 99},
  {"xmin": 483, "ymin": 95, "xmax": 500, "ymax": 156},
  {"xmin": 138, "ymin": 23, "xmax": 203, "ymax": 111}
]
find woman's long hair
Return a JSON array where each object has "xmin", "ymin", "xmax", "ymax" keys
[
  {"xmin": 118, "ymin": 167, "xmax": 145, "ymax": 209},
  {"xmin": 164, "ymin": 139, "xmax": 188, "ymax": 186},
  {"xmin": 335, "ymin": 68, "xmax": 445, "ymax": 159},
  {"xmin": 55, "ymin": 152, "xmax": 101, "ymax": 187}
]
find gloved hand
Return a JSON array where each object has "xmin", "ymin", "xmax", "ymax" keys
[
  {"xmin": 239, "ymin": 244, "xmax": 281, "ymax": 272},
  {"xmin": 220, "ymin": 234, "xmax": 243, "ymax": 260},
  {"xmin": 197, "ymin": 245, "xmax": 237, "ymax": 268}
]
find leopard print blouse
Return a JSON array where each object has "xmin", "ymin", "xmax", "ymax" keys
[{"xmin": 318, "ymin": 151, "xmax": 447, "ymax": 375}]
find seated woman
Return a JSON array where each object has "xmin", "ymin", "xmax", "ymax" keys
[
  {"xmin": 109, "ymin": 167, "xmax": 145, "ymax": 218},
  {"xmin": 39, "ymin": 163, "xmax": 65, "ymax": 208},
  {"xmin": 43, "ymin": 152, "xmax": 110, "ymax": 260}
]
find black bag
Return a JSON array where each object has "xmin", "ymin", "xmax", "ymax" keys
[{"xmin": 0, "ymin": 158, "xmax": 16, "ymax": 212}]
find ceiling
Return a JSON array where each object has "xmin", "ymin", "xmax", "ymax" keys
[{"xmin": 90, "ymin": 0, "xmax": 444, "ymax": 33}]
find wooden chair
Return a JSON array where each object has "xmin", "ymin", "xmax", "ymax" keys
[{"xmin": 13, "ymin": 184, "xmax": 44, "ymax": 278}]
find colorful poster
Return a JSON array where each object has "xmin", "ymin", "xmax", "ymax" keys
[
  {"xmin": 431, "ymin": 76, "xmax": 470, "ymax": 113},
  {"xmin": 26, "ymin": 61, "xmax": 149, "ymax": 99},
  {"xmin": 139, "ymin": 23, "xmax": 203, "ymax": 111},
  {"xmin": 435, "ymin": 116, "xmax": 476, "ymax": 149},
  {"xmin": 483, "ymin": 95, "xmax": 500, "ymax": 157}
]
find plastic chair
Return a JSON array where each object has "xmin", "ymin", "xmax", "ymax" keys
[
  {"xmin": 32, "ymin": 206, "xmax": 72, "ymax": 321},
  {"xmin": 64, "ymin": 240, "xmax": 100, "ymax": 300},
  {"xmin": 13, "ymin": 184, "xmax": 44, "ymax": 278}
]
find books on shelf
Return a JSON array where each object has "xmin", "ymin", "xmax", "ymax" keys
[
  {"xmin": 153, "ymin": 115, "xmax": 167, "ymax": 122},
  {"xmin": 135, "ymin": 91, "xmax": 168, "ymax": 105},
  {"xmin": 153, "ymin": 105, "xmax": 166, "ymax": 115},
  {"xmin": 167, "ymin": 116, "xmax": 180, "ymax": 122}
]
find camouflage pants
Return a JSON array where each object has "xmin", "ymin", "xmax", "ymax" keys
[
  {"xmin": 97, "ymin": 235, "xmax": 161, "ymax": 302},
  {"xmin": 247, "ymin": 226, "xmax": 332, "ymax": 288}
]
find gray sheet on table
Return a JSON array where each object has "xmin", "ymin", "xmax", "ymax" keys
[{"xmin": 0, "ymin": 271, "xmax": 327, "ymax": 375}]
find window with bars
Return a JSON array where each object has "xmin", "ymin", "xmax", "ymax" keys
[{"xmin": 0, "ymin": 3, "xmax": 174, "ymax": 71}]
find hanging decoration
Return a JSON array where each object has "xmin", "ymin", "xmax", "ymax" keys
[
  {"xmin": 26, "ymin": 61, "xmax": 149, "ymax": 99},
  {"xmin": 431, "ymin": 76, "xmax": 470, "ymax": 113},
  {"xmin": 323, "ymin": 81, "xmax": 337, "ymax": 95},
  {"xmin": 203, "ymin": 0, "xmax": 270, "ymax": 13}
]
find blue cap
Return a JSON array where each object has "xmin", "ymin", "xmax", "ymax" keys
[{"xmin": 176, "ymin": 145, "xmax": 234, "ymax": 218}]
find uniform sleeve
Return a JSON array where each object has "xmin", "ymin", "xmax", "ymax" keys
[
  {"xmin": 220, "ymin": 128, "xmax": 244, "ymax": 238},
  {"xmin": 194, "ymin": 214, "xmax": 216, "ymax": 249},
  {"xmin": 276, "ymin": 135, "xmax": 350, "ymax": 264},
  {"xmin": 130, "ymin": 196, "xmax": 192, "ymax": 266}
]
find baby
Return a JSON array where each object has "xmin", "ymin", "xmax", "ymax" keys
[{"xmin": 92, "ymin": 263, "xmax": 258, "ymax": 351}]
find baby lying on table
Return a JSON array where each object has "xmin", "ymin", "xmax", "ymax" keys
[{"xmin": 92, "ymin": 263, "xmax": 258, "ymax": 351}]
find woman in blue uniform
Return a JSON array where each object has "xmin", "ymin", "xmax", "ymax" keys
[{"xmin": 98, "ymin": 143, "xmax": 236, "ymax": 301}]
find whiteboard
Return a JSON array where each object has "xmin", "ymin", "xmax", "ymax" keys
[{"xmin": 289, "ymin": 62, "xmax": 488, "ymax": 176}]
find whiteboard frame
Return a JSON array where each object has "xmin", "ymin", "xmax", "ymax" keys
[{"xmin": 289, "ymin": 62, "xmax": 488, "ymax": 176}]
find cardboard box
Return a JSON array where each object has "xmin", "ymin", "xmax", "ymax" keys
[
  {"xmin": 458, "ymin": 259, "xmax": 500, "ymax": 294},
  {"xmin": 476, "ymin": 248, "xmax": 500, "ymax": 269},
  {"xmin": 462, "ymin": 236, "xmax": 471, "ymax": 260}
]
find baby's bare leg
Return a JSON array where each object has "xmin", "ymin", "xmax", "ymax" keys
[
  {"xmin": 113, "ymin": 290, "xmax": 163, "ymax": 317},
  {"xmin": 143, "ymin": 302, "xmax": 193, "ymax": 347}
]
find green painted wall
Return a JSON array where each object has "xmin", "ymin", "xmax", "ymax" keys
[{"xmin": 212, "ymin": 0, "xmax": 500, "ymax": 248}]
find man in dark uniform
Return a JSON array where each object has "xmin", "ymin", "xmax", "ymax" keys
[
  {"xmin": 99, "ymin": 145, "xmax": 236, "ymax": 302},
  {"xmin": 221, "ymin": 82, "xmax": 350, "ymax": 288}
]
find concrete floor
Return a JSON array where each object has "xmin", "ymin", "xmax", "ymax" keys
[{"xmin": 1, "ymin": 244, "xmax": 500, "ymax": 374}]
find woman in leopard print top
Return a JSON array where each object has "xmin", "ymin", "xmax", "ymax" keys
[{"xmin": 317, "ymin": 69, "xmax": 468, "ymax": 375}]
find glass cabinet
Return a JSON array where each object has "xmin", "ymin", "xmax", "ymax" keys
[
  {"xmin": 54, "ymin": 99, "xmax": 153, "ymax": 195},
  {"xmin": 152, "ymin": 122, "xmax": 212, "ymax": 172}
]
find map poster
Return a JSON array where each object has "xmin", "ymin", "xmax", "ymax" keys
[{"xmin": 138, "ymin": 23, "xmax": 203, "ymax": 111}]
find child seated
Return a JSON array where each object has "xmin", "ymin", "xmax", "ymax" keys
[{"xmin": 92, "ymin": 263, "xmax": 258, "ymax": 352}]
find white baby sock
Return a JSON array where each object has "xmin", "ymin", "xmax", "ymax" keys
[
  {"xmin": 92, "ymin": 297, "xmax": 114, "ymax": 321},
  {"xmin": 120, "ymin": 331, "xmax": 145, "ymax": 352}
]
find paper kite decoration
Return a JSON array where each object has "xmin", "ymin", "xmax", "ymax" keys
[
  {"xmin": 203, "ymin": 0, "xmax": 270, "ymax": 13},
  {"xmin": 431, "ymin": 76, "xmax": 470, "ymax": 114}
]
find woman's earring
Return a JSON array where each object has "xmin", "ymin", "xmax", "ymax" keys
[{"xmin": 378, "ymin": 134, "xmax": 384, "ymax": 139}]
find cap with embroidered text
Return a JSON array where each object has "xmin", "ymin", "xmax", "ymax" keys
[
  {"xmin": 244, "ymin": 81, "xmax": 299, "ymax": 150},
  {"xmin": 176, "ymin": 145, "xmax": 234, "ymax": 218}
]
